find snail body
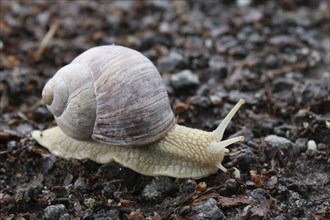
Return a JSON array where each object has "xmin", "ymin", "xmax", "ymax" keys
[{"xmin": 32, "ymin": 45, "xmax": 245, "ymax": 179}]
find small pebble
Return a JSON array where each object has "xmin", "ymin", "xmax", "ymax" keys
[
  {"xmin": 180, "ymin": 179, "xmax": 197, "ymax": 194},
  {"xmin": 269, "ymin": 35, "xmax": 294, "ymax": 45},
  {"xmin": 190, "ymin": 95, "xmax": 210, "ymax": 108},
  {"xmin": 36, "ymin": 11, "xmax": 50, "ymax": 26},
  {"xmin": 191, "ymin": 198, "xmax": 225, "ymax": 220},
  {"xmin": 142, "ymin": 49, "xmax": 157, "ymax": 60},
  {"xmin": 170, "ymin": 69, "xmax": 200, "ymax": 90},
  {"xmin": 209, "ymin": 95, "xmax": 222, "ymax": 105},
  {"xmin": 233, "ymin": 167, "xmax": 241, "ymax": 179},
  {"xmin": 44, "ymin": 204, "xmax": 67, "ymax": 220},
  {"xmin": 7, "ymin": 140, "xmax": 17, "ymax": 151},
  {"xmin": 102, "ymin": 183, "xmax": 115, "ymax": 198},
  {"xmin": 317, "ymin": 143, "xmax": 327, "ymax": 151},
  {"xmin": 245, "ymin": 181, "xmax": 256, "ymax": 189},
  {"xmin": 16, "ymin": 123, "xmax": 33, "ymax": 136},
  {"xmin": 225, "ymin": 178, "xmax": 238, "ymax": 192},
  {"xmin": 302, "ymin": 83, "xmax": 328, "ymax": 104},
  {"xmin": 179, "ymin": 205, "xmax": 191, "ymax": 216},
  {"xmin": 230, "ymin": 46, "xmax": 248, "ymax": 58},
  {"xmin": 295, "ymin": 138, "xmax": 308, "ymax": 152},
  {"xmin": 276, "ymin": 184, "xmax": 289, "ymax": 199},
  {"xmin": 42, "ymin": 155, "xmax": 57, "ymax": 173},
  {"xmin": 142, "ymin": 177, "xmax": 175, "ymax": 202},
  {"xmin": 63, "ymin": 173, "xmax": 73, "ymax": 185},
  {"xmin": 303, "ymin": 122, "xmax": 309, "ymax": 128},
  {"xmin": 74, "ymin": 177, "xmax": 86, "ymax": 190},
  {"xmin": 274, "ymin": 214, "xmax": 288, "ymax": 220},
  {"xmin": 236, "ymin": 150, "xmax": 254, "ymax": 170},
  {"xmin": 92, "ymin": 209, "xmax": 120, "ymax": 220},
  {"xmin": 264, "ymin": 135, "xmax": 292, "ymax": 151},
  {"xmin": 208, "ymin": 55, "xmax": 227, "ymax": 74},
  {"xmin": 249, "ymin": 188, "xmax": 268, "ymax": 201},
  {"xmin": 272, "ymin": 78, "xmax": 294, "ymax": 92},
  {"xmin": 157, "ymin": 51, "xmax": 183, "ymax": 73},
  {"xmin": 73, "ymin": 201, "xmax": 83, "ymax": 212},
  {"xmin": 32, "ymin": 105, "xmax": 54, "ymax": 122},
  {"xmin": 326, "ymin": 121, "xmax": 330, "ymax": 129},
  {"xmin": 59, "ymin": 213, "xmax": 72, "ymax": 220},
  {"xmin": 236, "ymin": 0, "xmax": 251, "ymax": 7},
  {"xmin": 82, "ymin": 208, "xmax": 94, "ymax": 219},
  {"xmin": 289, "ymin": 191, "xmax": 301, "ymax": 202},
  {"xmin": 228, "ymin": 90, "xmax": 257, "ymax": 105},
  {"xmin": 241, "ymin": 205, "xmax": 252, "ymax": 217},
  {"xmin": 113, "ymin": 191, "xmax": 134, "ymax": 201},
  {"xmin": 265, "ymin": 53, "xmax": 278, "ymax": 68},
  {"xmin": 213, "ymin": 24, "xmax": 230, "ymax": 36},
  {"xmin": 307, "ymin": 140, "xmax": 317, "ymax": 151},
  {"xmin": 84, "ymin": 198, "xmax": 96, "ymax": 209}
]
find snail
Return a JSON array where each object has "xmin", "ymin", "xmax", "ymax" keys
[{"xmin": 32, "ymin": 45, "xmax": 245, "ymax": 179}]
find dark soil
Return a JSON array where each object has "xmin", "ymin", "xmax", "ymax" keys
[{"xmin": 1, "ymin": 0, "xmax": 329, "ymax": 219}]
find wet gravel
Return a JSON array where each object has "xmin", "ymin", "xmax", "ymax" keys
[{"xmin": 1, "ymin": 0, "xmax": 329, "ymax": 219}]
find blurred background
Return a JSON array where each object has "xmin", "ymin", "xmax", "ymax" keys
[
  {"xmin": 1, "ymin": 1, "xmax": 329, "ymax": 117},
  {"xmin": 0, "ymin": 0, "xmax": 329, "ymax": 219}
]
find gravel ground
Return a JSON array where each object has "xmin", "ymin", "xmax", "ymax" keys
[{"xmin": 1, "ymin": 0, "xmax": 329, "ymax": 219}]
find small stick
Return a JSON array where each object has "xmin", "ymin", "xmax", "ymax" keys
[{"xmin": 34, "ymin": 21, "xmax": 60, "ymax": 61}]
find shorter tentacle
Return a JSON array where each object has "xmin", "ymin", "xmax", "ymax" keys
[
  {"xmin": 217, "ymin": 162, "xmax": 228, "ymax": 172},
  {"xmin": 208, "ymin": 136, "xmax": 244, "ymax": 154}
]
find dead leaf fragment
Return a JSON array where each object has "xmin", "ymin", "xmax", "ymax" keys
[
  {"xmin": 218, "ymin": 195, "xmax": 254, "ymax": 207},
  {"xmin": 174, "ymin": 102, "xmax": 188, "ymax": 113},
  {"xmin": 250, "ymin": 170, "xmax": 263, "ymax": 188},
  {"xmin": 196, "ymin": 182, "xmax": 207, "ymax": 192},
  {"xmin": 119, "ymin": 198, "xmax": 136, "ymax": 206},
  {"xmin": 192, "ymin": 191, "xmax": 219, "ymax": 204},
  {"xmin": 128, "ymin": 209, "xmax": 144, "ymax": 220},
  {"xmin": 0, "ymin": 129, "xmax": 22, "ymax": 140}
]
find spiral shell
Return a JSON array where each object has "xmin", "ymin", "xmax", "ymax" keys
[{"xmin": 42, "ymin": 45, "xmax": 175, "ymax": 146}]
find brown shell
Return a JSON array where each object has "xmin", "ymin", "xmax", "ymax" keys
[{"xmin": 43, "ymin": 45, "xmax": 175, "ymax": 146}]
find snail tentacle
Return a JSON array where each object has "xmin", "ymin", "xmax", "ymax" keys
[
  {"xmin": 208, "ymin": 136, "xmax": 244, "ymax": 154},
  {"xmin": 217, "ymin": 161, "xmax": 228, "ymax": 172},
  {"xmin": 213, "ymin": 99, "xmax": 245, "ymax": 140}
]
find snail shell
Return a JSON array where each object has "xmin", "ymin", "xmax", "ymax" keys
[{"xmin": 42, "ymin": 45, "xmax": 175, "ymax": 146}]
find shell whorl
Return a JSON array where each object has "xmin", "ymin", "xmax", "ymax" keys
[
  {"xmin": 43, "ymin": 45, "xmax": 175, "ymax": 146},
  {"xmin": 42, "ymin": 63, "xmax": 97, "ymax": 140},
  {"xmin": 42, "ymin": 75, "xmax": 69, "ymax": 117}
]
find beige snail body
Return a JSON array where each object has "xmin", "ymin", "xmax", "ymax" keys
[{"xmin": 32, "ymin": 45, "xmax": 245, "ymax": 179}]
